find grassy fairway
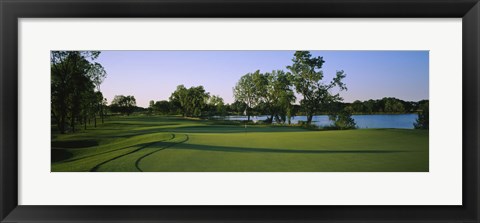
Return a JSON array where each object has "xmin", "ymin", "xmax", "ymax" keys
[{"xmin": 51, "ymin": 116, "xmax": 428, "ymax": 172}]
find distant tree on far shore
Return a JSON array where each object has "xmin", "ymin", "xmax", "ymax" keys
[{"xmin": 337, "ymin": 98, "xmax": 428, "ymax": 114}]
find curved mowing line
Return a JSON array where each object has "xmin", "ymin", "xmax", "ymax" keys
[
  {"xmin": 89, "ymin": 133, "xmax": 176, "ymax": 172},
  {"xmin": 135, "ymin": 134, "xmax": 189, "ymax": 172},
  {"xmin": 57, "ymin": 133, "xmax": 175, "ymax": 164}
]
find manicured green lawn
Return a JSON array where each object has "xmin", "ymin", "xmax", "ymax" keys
[{"xmin": 51, "ymin": 116, "xmax": 428, "ymax": 172}]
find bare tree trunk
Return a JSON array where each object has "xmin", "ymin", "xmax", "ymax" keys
[
  {"xmin": 307, "ymin": 114, "xmax": 313, "ymax": 125},
  {"xmin": 101, "ymin": 106, "xmax": 104, "ymax": 124},
  {"xmin": 71, "ymin": 116, "xmax": 75, "ymax": 133},
  {"xmin": 94, "ymin": 115, "xmax": 97, "ymax": 127},
  {"xmin": 59, "ymin": 115, "xmax": 65, "ymax": 134}
]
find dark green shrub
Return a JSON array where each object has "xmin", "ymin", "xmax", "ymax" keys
[
  {"xmin": 414, "ymin": 102, "xmax": 429, "ymax": 129},
  {"xmin": 328, "ymin": 108, "xmax": 357, "ymax": 130}
]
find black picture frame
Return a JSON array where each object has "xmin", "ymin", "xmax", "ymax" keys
[{"xmin": 1, "ymin": 0, "xmax": 479, "ymax": 222}]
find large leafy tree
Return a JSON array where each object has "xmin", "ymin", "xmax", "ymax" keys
[
  {"xmin": 110, "ymin": 95, "xmax": 137, "ymax": 116},
  {"xmin": 287, "ymin": 51, "xmax": 347, "ymax": 125},
  {"xmin": 233, "ymin": 70, "xmax": 261, "ymax": 121},
  {"xmin": 229, "ymin": 100, "xmax": 248, "ymax": 115},
  {"xmin": 170, "ymin": 85, "xmax": 210, "ymax": 117},
  {"xmin": 187, "ymin": 86, "xmax": 210, "ymax": 117},
  {"xmin": 51, "ymin": 51, "xmax": 106, "ymax": 133},
  {"xmin": 169, "ymin": 85, "xmax": 189, "ymax": 116},
  {"xmin": 263, "ymin": 70, "xmax": 296, "ymax": 124},
  {"xmin": 93, "ymin": 91, "xmax": 105, "ymax": 126},
  {"xmin": 154, "ymin": 100, "xmax": 173, "ymax": 114},
  {"xmin": 87, "ymin": 62, "xmax": 107, "ymax": 124},
  {"xmin": 87, "ymin": 62, "xmax": 107, "ymax": 90},
  {"xmin": 208, "ymin": 95, "xmax": 226, "ymax": 116}
]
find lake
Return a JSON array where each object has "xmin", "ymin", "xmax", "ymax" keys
[{"xmin": 217, "ymin": 114, "xmax": 419, "ymax": 129}]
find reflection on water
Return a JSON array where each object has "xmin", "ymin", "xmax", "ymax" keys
[{"xmin": 217, "ymin": 114, "xmax": 419, "ymax": 129}]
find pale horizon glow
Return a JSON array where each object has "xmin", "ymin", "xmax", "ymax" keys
[{"xmin": 95, "ymin": 50, "xmax": 429, "ymax": 108}]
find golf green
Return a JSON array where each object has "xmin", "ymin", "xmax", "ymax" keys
[{"xmin": 51, "ymin": 116, "xmax": 428, "ymax": 172}]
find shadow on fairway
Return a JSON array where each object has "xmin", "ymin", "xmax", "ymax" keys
[
  {"xmin": 89, "ymin": 141, "xmax": 161, "ymax": 172},
  {"xmin": 80, "ymin": 127, "xmax": 173, "ymax": 139},
  {"xmin": 51, "ymin": 139, "xmax": 99, "ymax": 148},
  {"xmin": 170, "ymin": 125, "xmax": 307, "ymax": 133},
  {"xmin": 52, "ymin": 142, "xmax": 153, "ymax": 164},
  {"xmin": 105, "ymin": 122, "xmax": 162, "ymax": 126},
  {"xmin": 51, "ymin": 149, "xmax": 73, "ymax": 162},
  {"xmin": 56, "ymin": 133, "xmax": 174, "ymax": 163},
  {"xmin": 174, "ymin": 143, "xmax": 406, "ymax": 154},
  {"xmin": 90, "ymin": 134, "xmax": 184, "ymax": 172}
]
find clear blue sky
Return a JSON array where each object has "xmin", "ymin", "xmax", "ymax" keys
[{"xmin": 95, "ymin": 51, "xmax": 429, "ymax": 108}]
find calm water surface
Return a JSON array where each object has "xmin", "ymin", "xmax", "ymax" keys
[{"xmin": 218, "ymin": 114, "xmax": 418, "ymax": 129}]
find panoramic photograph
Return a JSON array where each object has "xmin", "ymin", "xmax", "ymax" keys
[{"xmin": 51, "ymin": 50, "xmax": 429, "ymax": 172}]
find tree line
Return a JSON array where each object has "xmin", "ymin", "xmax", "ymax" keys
[
  {"xmin": 230, "ymin": 51, "xmax": 363, "ymax": 129},
  {"xmin": 144, "ymin": 51, "xmax": 428, "ymax": 129},
  {"xmin": 340, "ymin": 98, "xmax": 429, "ymax": 114},
  {"xmin": 144, "ymin": 51, "xmax": 353, "ymax": 128},
  {"xmin": 52, "ymin": 50, "xmax": 428, "ymax": 132},
  {"xmin": 51, "ymin": 51, "xmax": 107, "ymax": 134},
  {"xmin": 232, "ymin": 51, "xmax": 348, "ymax": 126},
  {"xmin": 142, "ymin": 51, "xmax": 429, "ymax": 129},
  {"xmin": 146, "ymin": 85, "xmax": 226, "ymax": 117},
  {"xmin": 146, "ymin": 96, "xmax": 428, "ymax": 116},
  {"xmin": 110, "ymin": 95, "xmax": 138, "ymax": 116}
]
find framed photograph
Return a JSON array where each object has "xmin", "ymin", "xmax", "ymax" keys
[
  {"xmin": 1, "ymin": 0, "xmax": 479, "ymax": 222},
  {"xmin": 49, "ymin": 50, "xmax": 430, "ymax": 173}
]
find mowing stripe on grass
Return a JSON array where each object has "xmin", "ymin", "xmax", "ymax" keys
[
  {"xmin": 135, "ymin": 134, "xmax": 189, "ymax": 172},
  {"xmin": 90, "ymin": 133, "xmax": 175, "ymax": 172}
]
